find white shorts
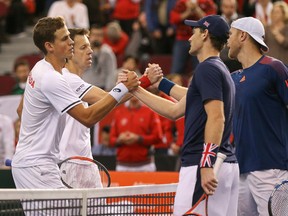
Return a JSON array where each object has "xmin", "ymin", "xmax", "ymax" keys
[
  {"xmin": 174, "ymin": 163, "xmax": 239, "ymax": 216},
  {"xmin": 238, "ymin": 169, "xmax": 288, "ymax": 216},
  {"xmin": 12, "ymin": 164, "xmax": 65, "ymax": 189},
  {"xmin": 12, "ymin": 164, "xmax": 70, "ymax": 216}
]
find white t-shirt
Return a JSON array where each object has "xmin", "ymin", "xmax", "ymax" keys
[
  {"xmin": 12, "ymin": 59, "xmax": 81, "ymax": 167},
  {"xmin": 47, "ymin": 1, "xmax": 89, "ymax": 29},
  {"xmin": 58, "ymin": 68, "xmax": 93, "ymax": 160},
  {"xmin": 0, "ymin": 114, "xmax": 15, "ymax": 167}
]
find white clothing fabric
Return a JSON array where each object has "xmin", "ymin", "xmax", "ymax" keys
[
  {"xmin": 47, "ymin": 1, "xmax": 89, "ymax": 29},
  {"xmin": 174, "ymin": 163, "xmax": 239, "ymax": 216},
  {"xmin": 238, "ymin": 169, "xmax": 288, "ymax": 216},
  {"xmin": 0, "ymin": 114, "xmax": 15, "ymax": 167},
  {"xmin": 59, "ymin": 160, "xmax": 103, "ymax": 188},
  {"xmin": 59, "ymin": 68, "xmax": 93, "ymax": 161},
  {"xmin": 12, "ymin": 165, "xmax": 69, "ymax": 216},
  {"xmin": 255, "ymin": 2, "xmax": 273, "ymax": 26},
  {"xmin": 12, "ymin": 59, "xmax": 81, "ymax": 169}
]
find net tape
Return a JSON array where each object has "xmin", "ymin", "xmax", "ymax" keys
[{"xmin": 0, "ymin": 183, "xmax": 177, "ymax": 216}]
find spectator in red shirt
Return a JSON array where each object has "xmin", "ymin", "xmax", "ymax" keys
[
  {"xmin": 103, "ymin": 21, "xmax": 129, "ymax": 58},
  {"xmin": 110, "ymin": 0, "xmax": 141, "ymax": 36},
  {"xmin": 109, "ymin": 96, "xmax": 163, "ymax": 172},
  {"xmin": 169, "ymin": 0, "xmax": 216, "ymax": 74}
]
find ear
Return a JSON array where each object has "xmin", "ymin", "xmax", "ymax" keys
[
  {"xmin": 239, "ymin": 31, "xmax": 248, "ymax": 42},
  {"xmin": 44, "ymin": 42, "xmax": 54, "ymax": 53},
  {"xmin": 202, "ymin": 29, "xmax": 209, "ymax": 40}
]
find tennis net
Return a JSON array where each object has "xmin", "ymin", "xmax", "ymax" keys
[{"xmin": 0, "ymin": 183, "xmax": 177, "ymax": 215}]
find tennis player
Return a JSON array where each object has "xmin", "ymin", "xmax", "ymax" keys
[
  {"xmin": 59, "ymin": 28, "xmax": 163, "ymax": 188},
  {"xmin": 228, "ymin": 17, "xmax": 288, "ymax": 216},
  {"xmin": 132, "ymin": 15, "xmax": 239, "ymax": 216},
  {"xmin": 11, "ymin": 16, "xmax": 139, "ymax": 191}
]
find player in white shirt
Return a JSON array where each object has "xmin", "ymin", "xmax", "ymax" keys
[
  {"xmin": 47, "ymin": 0, "xmax": 89, "ymax": 29},
  {"xmin": 12, "ymin": 16, "xmax": 139, "ymax": 191}
]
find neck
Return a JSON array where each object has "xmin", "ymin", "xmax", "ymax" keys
[
  {"xmin": 197, "ymin": 47, "xmax": 220, "ymax": 63},
  {"xmin": 237, "ymin": 46, "xmax": 263, "ymax": 69},
  {"xmin": 65, "ymin": 62, "xmax": 82, "ymax": 77},
  {"xmin": 45, "ymin": 55, "xmax": 66, "ymax": 73}
]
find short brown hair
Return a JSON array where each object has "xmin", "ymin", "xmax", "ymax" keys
[
  {"xmin": 14, "ymin": 59, "xmax": 30, "ymax": 72},
  {"xmin": 33, "ymin": 16, "xmax": 66, "ymax": 55},
  {"xmin": 68, "ymin": 28, "xmax": 90, "ymax": 41}
]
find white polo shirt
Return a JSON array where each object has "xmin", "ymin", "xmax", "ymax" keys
[
  {"xmin": 58, "ymin": 68, "xmax": 93, "ymax": 160},
  {"xmin": 12, "ymin": 59, "xmax": 81, "ymax": 167}
]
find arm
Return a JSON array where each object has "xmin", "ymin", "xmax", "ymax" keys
[
  {"xmin": 68, "ymin": 71, "xmax": 139, "ymax": 128},
  {"xmin": 132, "ymin": 87, "xmax": 185, "ymax": 120},
  {"xmin": 17, "ymin": 95, "xmax": 24, "ymax": 119},
  {"xmin": 201, "ymin": 99, "xmax": 225, "ymax": 195}
]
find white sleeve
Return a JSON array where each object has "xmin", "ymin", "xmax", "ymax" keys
[
  {"xmin": 42, "ymin": 71, "xmax": 81, "ymax": 115},
  {"xmin": 3, "ymin": 116, "xmax": 15, "ymax": 162},
  {"xmin": 75, "ymin": 5, "xmax": 89, "ymax": 29},
  {"xmin": 62, "ymin": 69, "xmax": 92, "ymax": 99}
]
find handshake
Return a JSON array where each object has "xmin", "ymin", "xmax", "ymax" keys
[{"xmin": 117, "ymin": 63, "xmax": 163, "ymax": 92}]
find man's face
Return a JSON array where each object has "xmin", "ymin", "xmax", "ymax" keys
[
  {"xmin": 227, "ymin": 28, "xmax": 240, "ymax": 60},
  {"xmin": 188, "ymin": 28, "xmax": 204, "ymax": 56},
  {"xmin": 15, "ymin": 65, "xmax": 30, "ymax": 83},
  {"xmin": 89, "ymin": 28, "xmax": 104, "ymax": 49},
  {"xmin": 221, "ymin": 0, "xmax": 236, "ymax": 18},
  {"xmin": 52, "ymin": 26, "xmax": 74, "ymax": 60},
  {"xmin": 72, "ymin": 35, "xmax": 93, "ymax": 71}
]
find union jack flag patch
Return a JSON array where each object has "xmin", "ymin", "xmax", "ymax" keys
[{"xmin": 200, "ymin": 143, "xmax": 219, "ymax": 168}]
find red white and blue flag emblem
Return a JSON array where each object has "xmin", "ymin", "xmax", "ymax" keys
[{"xmin": 200, "ymin": 143, "xmax": 218, "ymax": 168}]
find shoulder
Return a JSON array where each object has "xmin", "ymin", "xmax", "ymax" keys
[{"xmin": 259, "ymin": 56, "xmax": 288, "ymax": 75}]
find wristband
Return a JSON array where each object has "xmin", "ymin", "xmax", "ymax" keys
[
  {"xmin": 109, "ymin": 83, "xmax": 128, "ymax": 103},
  {"xmin": 200, "ymin": 143, "xmax": 219, "ymax": 168},
  {"xmin": 158, "ymin": 78, "xmax": 175, "ymax": 95},
  {"xmin": 139, "ymin": 75, "xmax": 151, "ymax": 89}
]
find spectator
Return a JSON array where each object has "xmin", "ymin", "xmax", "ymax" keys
[
  {"xmin": 116, "ymin": 55, "xmax": 140, "ymax": 81},
  {"xmin": 11, "ymin": 59, "xmax": 30, "ymax": 95},
  {"xmin": 47, "ymin": 0, "xmax": 89, "ymax": 28},
  {"xmin": 82, "ymin": 0, "xmax": 112, "ymax": 26},
  {"xmin": 109, "ymin": 97, "xmax": 163, "ymax": 172},
  {"xmin": 103, "ymin": 21, "xmax": 129, "ymax": 58},
  {"xmin": 169, "ymin": 0, "xmax": 217, "ymax": 74},
  {"xmin": 265, "ymin": 1, "xmax": 288, "ymax": 65},
  {"xmin": 219, "ymin": 0, "xmax": 242, "ymax": 72},
  {"xmin": 82, "ymin": 24, "xmax": 117, "ymax": 91},
  {"xmin": 0, "ymin": 114, "xmax": 15, "ymax": 168},
  {"xmin": 5, "ymin": 0, "xmax": 27, "ymax": 35},
  {"xmin": 0, "ymin": 0, "xmax": 11, "ymax": 43},
  {"xmin": 125, "ymin": 12, "xmax": 154, "ymax": 61},
  {"xmin": 255, "ymin": 0, "xmax": 273, "ymax": 26},
  {"xmin": 145, "ymin": 0, "xmax": 176, "ymax": 54},
  {"xmin": 110, "ymin": 0, "xmax": 141, "ymax": 36},
  {"xmin": 92, "ymin": 125, "xmax": 116, "ymax": 156}
]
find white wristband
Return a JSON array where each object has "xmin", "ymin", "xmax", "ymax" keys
[{"xmin": 109, "ymin": 83, "xmax": 128, "ymax": 102}]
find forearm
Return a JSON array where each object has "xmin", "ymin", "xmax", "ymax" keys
[
  {"xmin": 169, "ymin": 85, "xmax": 188, "ymax": 101},
  {"xmin": 133, "ymin": 87, "xmax": 184, "ymax": 120},
  {"xmin": 204, "ymin": 115, "xmax": 224, "ymax": 146}
]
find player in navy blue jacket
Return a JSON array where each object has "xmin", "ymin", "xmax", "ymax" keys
[
  {"xmin": 228, "ymin": 17, "xmax": 288, "ymax": 216},
  {"xmin": 132, "ymin": 15, "xmax": 239, "ymax": 216}
]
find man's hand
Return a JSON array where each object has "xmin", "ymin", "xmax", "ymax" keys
[
  {"xmin": 200, "ymin": 168, "xmax": 218, "ymax": 195},
  {"xmin": 121, "ymin": 70, "xmax": 140, "ymax": 92},
  {"xmin": 144, "ymin": 63, "xmax": 163, "ymax": 86}
]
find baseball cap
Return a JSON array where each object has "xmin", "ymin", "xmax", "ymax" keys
[
  {"xmin": 184, "ymin": 15, "xmax": 229, "ymax": 41},
  {"xmin": 231, "ymin": 17, "xmax": 269, "ymax": 52}
]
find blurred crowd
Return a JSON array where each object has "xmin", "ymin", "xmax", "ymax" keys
[{"xmin": 1, "ymin": 0, "xmax": 288, "ymax": 169}]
